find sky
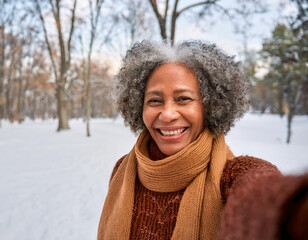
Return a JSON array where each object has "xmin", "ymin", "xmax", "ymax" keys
[{"xmin": 174, "ymin": 0, "xmax": 297, "ymax": 56}]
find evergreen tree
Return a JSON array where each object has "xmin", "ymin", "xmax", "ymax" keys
[{"xmin": 260, "ymin": 23, "xmax": 308, "ymax": 143}]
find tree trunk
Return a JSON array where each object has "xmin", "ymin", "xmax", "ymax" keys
[
  {"xmin": 31, "ymin": 96, "xmax": 36, "ymax": 120},
  {"xmin": 148, "ymin": 0, "xmax": 168, "ymax": 41},
  {"xmin": 170, "ymin": 0, "xmax": 179, "ymax": 45},
  {"xmin": 85, "ymin": 44, "xmax": 92, "ymax": 137},
  {"xmin": 35, "ymin": 0, "xmax": 77, "ymax": 131},
  {"xmin": 17, "ymin": 49, "xmax": 24, "ymax": 123},
  {"xmin": 56, "ymin": 85, "xmax": 69, "ymax": 131},
  {"xmin": 83, "ymin": 0, "xmax": 104, "ymax": 137},
  {"xmin": 286, "ymin": 110, "xmax": 293, "ymax": 144},
  {"xmin": 0, "ymin": 24, "xmax": 4, "ymax": 126},
  {"xmin": 86, "ymin": 88, "xmax": 91, "ymax": 137},
  {"xmin": 278, "ymin": 89, "xmax": 284, "ymax": 118},
  {"xmin": 17, "ymin": 78, "xmax": 23, "ymax": 123},
  {"xmin": 5, "ymin": 79, "xmax": 13, "ymax": 122},
  {"xmin": 85, "ymin": 47, "xmax": 92, "ymax": 137},
  {"xmin": 85, "ymin": 67, "xmax": 91, "ymax": 136},
  {"xmin": 148, "ymin": 0, "xmax": 219, "ymax": 44}
]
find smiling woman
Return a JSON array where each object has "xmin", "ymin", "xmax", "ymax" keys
[
  {"xmin": 143, "ymin": 63, "xmax": 204, "ymax": 156},
  {"xmin": 113, "ymin": 41, "xmax": 249, "ymax": 137},
  {"xmin": 97, "ymin": 40, "xmax": 308, "ymax": 240}
]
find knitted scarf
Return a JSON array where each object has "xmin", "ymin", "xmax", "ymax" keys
[{"xmin": 98, "ymin": 128, "xmax": 234, "ymax": 240}]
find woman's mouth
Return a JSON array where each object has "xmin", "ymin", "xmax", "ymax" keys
[{"xmin": 158, "ymin": 128, "xmax": 188, "ymax": 136}]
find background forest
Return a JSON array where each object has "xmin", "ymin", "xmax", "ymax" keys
[{"xmin": 0, "ymin": 0, "xmax": 307, "ymax": 143}]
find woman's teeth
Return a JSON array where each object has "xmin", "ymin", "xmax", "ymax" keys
[{"xmin": 160, "ymin": 128, "xmax": 185, "ymax": 136}]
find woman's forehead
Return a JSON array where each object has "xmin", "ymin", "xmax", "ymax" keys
[{"xmin": 144, "ymin": 63, "xmax": 200, "ymax": 95}]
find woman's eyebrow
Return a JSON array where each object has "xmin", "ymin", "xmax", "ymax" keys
[
  {"xmin": 174, "ymin": 89, "xmax": 195, "ymax": 94},
  {"xmin": 144, "ymin": 90, "xmax": 162, "ymax": 96},
  {"xmin": 145, "ymin": 89, "xmax": 196, "ymax": 96}
]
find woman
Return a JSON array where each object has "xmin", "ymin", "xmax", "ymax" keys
[{"xmin": 98, "ymin": 40, "xmax": 308, "ymax": 240}]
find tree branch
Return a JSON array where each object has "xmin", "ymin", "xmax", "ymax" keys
[
  {"xmin": 164, "ymin": 0, "xmax": 169, "ymax": 20},
  {"xmin": 35, "ymin": 1, "xmax": 58, "ymax": 83},
  {"xmin": 66, "ymin": 0, "xmax": 77, "ymax": 70},
  {"xmin": 48, "ymin": 0, "xmax": 57, "ymax": 23},
  {"xmin": 148, "ymin": 0, "xmax": 167, "ymax": 39},
  {"xmin": 177, "ymin": 0, "xmax": 217, "ymax": 17},
  {"xmin": 54, "ymin": 0, "xmax": 66, "ymax": 84},
  {"xmin": 170, "ymin": 0, "xmax": 179, "ymax": 44}
]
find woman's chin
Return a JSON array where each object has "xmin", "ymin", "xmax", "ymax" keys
[{"xmin": 157, "ymin": 144, "xmax": 185, "ymax": 156}]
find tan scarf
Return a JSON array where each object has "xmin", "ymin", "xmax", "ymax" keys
[{"xmin": 98, "ymin": 128, "xmax": 234, "ymax": 240}]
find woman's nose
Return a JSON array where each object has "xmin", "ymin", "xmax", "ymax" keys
[{"xmin": 158, "ymin": 102, "xmax": 180, "ymax": 122}]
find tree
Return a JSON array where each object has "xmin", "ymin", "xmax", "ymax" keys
[
  {"xmin": 290, "ymin": 0, "xmax": 308, "ymax": 115},
  {"xmin": 147, "ymin": 0, "xmax": 267, "ymax": 44},
  {"xmin": 148, "ymin": 0, "xmax": 215, "ymax": 44},
  {"xmin": 34, "ymin": 0, "xmax": 78, "ymax": 131},
  {"xmin": 242, "ymin": 50, "xmax": 273, "ymax": 114},
  {"xmin": 0, "ymin": 1, "xmax": 118, "ymax": 127},
  {"xmin": 0, "ymin": 1, "xmax": 27, "ymax": 123},
  {"xmin": 261, "ymin": 25, "xmax": 294, "ymax": 117},
  {"xmin": 0, "ymin": 0, "xmax": 15, "ymax": 126},
  {"xmin": 116, "ymin": 0, "xmax": 156, "ymax": 46},
  {"xmin": 83, "ymin": 0, "xmax": 104, "ymax": 137},
  {"xmin": 260, "ymin": 23, "xmax": 308, "ymax": 143},
  {"xmin": 290, "ymin": 0, "xmax": 307, "ymax": 31}
]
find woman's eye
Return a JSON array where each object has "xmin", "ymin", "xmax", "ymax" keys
[
  {"xmin": 176, "ymin": 96, "xmax": 193, "ymax": 103},
  {"xmin": 146, "ymin": 99, "xmax": 163, "ymax": 106}
]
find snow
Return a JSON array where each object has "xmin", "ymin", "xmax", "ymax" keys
[{"xmin": 0, "ymin": 113, "xmax": 307, "ymax": 240}]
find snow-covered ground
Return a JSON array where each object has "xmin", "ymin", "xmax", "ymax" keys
[{"xmin": 0, "ymin": 113, "xmax": 307, "ymax": 240}]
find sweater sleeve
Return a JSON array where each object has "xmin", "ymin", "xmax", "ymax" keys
[{"xmin": 219, "ymin": 155, "xmax": 308, "ymax": 240}]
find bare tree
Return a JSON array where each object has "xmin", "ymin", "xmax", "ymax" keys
[
  {"xmin": 5, "ymin": 33, "xmax": 17, "ymax": 122},
  {"xmin": 0, "ymin": 0, "xmax": 15, "ymax": 126},
  {"xmin": 0, "ymin": 1, "xmax": 4, "ymax": 127},
  {"xmin": 117, "ymin": 0, "xmax": 157, "ymax": 46},
  {"xmin": 34, "ymin": 0, "xmax": 78, "ymax": 131},
  {"xmin": 147, "ymin": 0, "xmax": 268, "ymax": 45},
  {"xmin": 84, "ymin": 0, "xmax": 104, "ymax": 137},
  {"xmin": 148, "ymin": 0, "xmax": 218, "ymax": 44},
  {"xmin": 0, "ymin": 1, "xmax": 118, "ymax": 127}
]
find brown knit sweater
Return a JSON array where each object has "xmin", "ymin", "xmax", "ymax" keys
[{"xmin": 108, "ymin": 141, "xmax": 308, "ymax": 240}]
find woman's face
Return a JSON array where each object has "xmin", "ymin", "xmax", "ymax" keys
[{"xmin": 143, "ymin": 63, "xmax": 205, "ymax": 156}]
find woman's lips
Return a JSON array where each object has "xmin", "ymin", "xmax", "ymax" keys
[
  {"xmin": 155, "ymin": 127, "xmax": 188, "ymax": 139},
  {"xmin": 160, "ymin": 128, "xmax": 185, "ymax": 136}
]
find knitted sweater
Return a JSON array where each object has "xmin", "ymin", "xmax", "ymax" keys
[{"xmin": 108, "ymin": 141, "xmax": 308, "ymax": 240}]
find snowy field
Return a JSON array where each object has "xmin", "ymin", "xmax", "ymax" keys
[{"xmin": 0, "ymin": 113, "xmax": 307, "ymax": 240}]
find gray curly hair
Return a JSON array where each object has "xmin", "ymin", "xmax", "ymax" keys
[{"xmin": 113, "ymin": 40, "xmax": 249, "ymax": 137}]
